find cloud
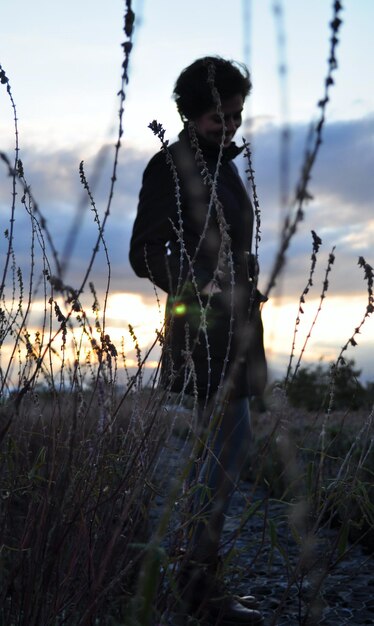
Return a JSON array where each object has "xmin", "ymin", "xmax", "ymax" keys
[
  {"xmin": 246, "ymin": 114, "xmax": 374, "ymax": 214},
  {"xmin": 0, "ymin": 142, "xmax": 152, "ymax": 295},
  {"xmin": 244, "ymin": 114, "xmax": 374, "ymax": 297},
  {"xmin": 1, "ymin": 114, "xmax": 373, "ymax": 303},
  {"xmin": 1, "ymin": 121, "xmax": 372, "ymax": 385}
]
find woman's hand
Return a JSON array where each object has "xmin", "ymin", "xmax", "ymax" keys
[{"xmin": 200, "ymin": 280, "xmax": 222, "ymax": 296}]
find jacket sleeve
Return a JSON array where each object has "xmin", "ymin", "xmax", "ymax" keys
[
  {"xmin": 129, "ymin": 151, "xmax": 180, "ymax": 293},
  {"xmin": 129, "ymin": 150, "xmax": 212, "ymax": 295}
]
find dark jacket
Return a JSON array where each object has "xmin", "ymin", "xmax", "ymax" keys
[{"xmin": 129, "ymin": 127, "xmax": 266, "ymax": 400}]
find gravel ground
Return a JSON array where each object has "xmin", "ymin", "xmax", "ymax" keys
[
  {"xmin": 150, "ymin": 433, "xmax": 374, "ymax": 625},
  {"xmin": 221, "ymin": 486, "xmax": 374, "ymax": 625}
]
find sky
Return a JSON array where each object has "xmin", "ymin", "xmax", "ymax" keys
[{"xmin": 1, "ymin": 0, "xmax": 373, "ymax": 384}]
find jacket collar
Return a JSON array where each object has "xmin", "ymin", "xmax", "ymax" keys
[{"xmin": 178, "ymin": 124, "xmax": 244, "ymax": 162}]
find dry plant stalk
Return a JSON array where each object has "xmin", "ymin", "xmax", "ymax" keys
[{"xmin": 0, "ymin": 1, "xmax": 373, "ymax": 625}]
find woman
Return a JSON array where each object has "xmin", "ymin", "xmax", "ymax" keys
[{"xmin": 130, "ymin": 57, "xmax": 266, "ymax": 624}]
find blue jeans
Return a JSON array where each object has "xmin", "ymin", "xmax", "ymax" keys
[{"xmin": 188, "ymin": 396, "xmax": 252, "ymax": 564}]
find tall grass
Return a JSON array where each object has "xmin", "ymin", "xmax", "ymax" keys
[{"xmin": 0, "ymin": 1, "xmax": 373, "ymax": 625}]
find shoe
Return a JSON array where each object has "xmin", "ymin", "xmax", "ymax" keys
[
  {"xmin": 234, "ymin": 595, "xmax": 259, "ymax": 610},
  {"xmin": 178, "ymin": 564, "xmax": 263, "ymax": 624},
  {"xmin": 204, "ymin": 595, "xmax": 264, "ymax": 624}
]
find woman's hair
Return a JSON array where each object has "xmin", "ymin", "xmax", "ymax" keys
[{"xmin": 173, "ymin": 56, "xmax": 251, "ymax": 121}]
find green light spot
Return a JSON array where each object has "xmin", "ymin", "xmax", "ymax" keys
[{"xmin": 174, "ymin": 303, "xmax": 186, "ymax": 316}]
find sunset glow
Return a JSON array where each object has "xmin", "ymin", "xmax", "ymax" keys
[{"xmin": 1, "ymin": 0, "xmax": 373, "ymax": 387}]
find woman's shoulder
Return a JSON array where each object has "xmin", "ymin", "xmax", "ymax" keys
[
  {"xmin": 144, "ymin": 147, "xmax": 167, "ymax": 171},
  {"xmin": 142, "ymin": 134, "xmax": 192, "ymax": 182},
  {"xmin": 143, "ymin": 136, "xmax": 179, "ymax": 170},
  {"xmin": 141, "ymin": 149, "xmax": 170, "ymax": 189}
]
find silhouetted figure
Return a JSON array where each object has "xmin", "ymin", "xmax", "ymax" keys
[{"xmin": 130, "ymin": 56, "xmax": 267, "ymax": 625}]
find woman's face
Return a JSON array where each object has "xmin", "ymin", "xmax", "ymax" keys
[{"xmin": 193, "ymin": 93, "xmax": 244, "ymax": 147}]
